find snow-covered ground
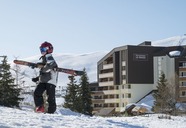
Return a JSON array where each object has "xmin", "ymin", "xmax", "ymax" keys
[
  {"xmin": 1, "ymin": 92, "xmax": 185, "ymax": 128},
  {"xmin": 0, "ymin": 106, "xmax": 186, "ymax": 128}
]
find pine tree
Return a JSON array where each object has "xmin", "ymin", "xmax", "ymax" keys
[
  {"xmin": 63, "ymin": 75, "xmax": 79, "ymax": 111},
  {"xmin": 153, "ymin": 72, "xmax": 170, "ymax": 113},
  {"xmin": 79, "ymin": 68, "xmax": 93, "ymax": 116},
  {"xmin": 0, "ymin": 56, "xmax": 23, "ymax": 107}
]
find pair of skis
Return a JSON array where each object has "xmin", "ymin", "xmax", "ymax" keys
[{"xmin": 14, "ymin": 60, "xmax": 84, "ymax": 76}]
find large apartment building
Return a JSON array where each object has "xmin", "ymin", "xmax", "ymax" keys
[{"xmin": 91, "ymin": 41, "xmax": 186, "ymax": 116}]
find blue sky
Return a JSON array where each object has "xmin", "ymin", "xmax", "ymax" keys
[{"xmin": 0, "ymin": 0, "xmax": 186, "ymax": 61}]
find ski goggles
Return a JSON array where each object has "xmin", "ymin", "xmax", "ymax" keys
[{"xmin": 40, "ymin": 47, "xmax": 48, "ymax": 53}]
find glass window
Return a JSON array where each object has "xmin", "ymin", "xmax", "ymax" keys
[
  {"xmin": 116, "ymin": 94, "xmax": 119, "ymax": 98},
  {"xmin": 182, "ymin": 82, "xmax": 186, "ymax": 86},
  {"xmin": 128, "ymin": 84, "xmax": 131, "ymax": 89},
  {"xmin": 122, "ymin": 94, "xmax": 125, "ymax": 98},
  {"xmin": 116, "ymin": 103, "xmax": 119, "ymax": 107},
  {"xmin": 181, "ymin": 91, "xmax": 186, "ymax": 96}
]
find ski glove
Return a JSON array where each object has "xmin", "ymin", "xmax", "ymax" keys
[
  {"xmin": 32, "ymin": 77, "xmax": 39, "ymax": 82},
  {"xmin": 28, "ymin": 63, "xmax": 37, "ymax": 69}
]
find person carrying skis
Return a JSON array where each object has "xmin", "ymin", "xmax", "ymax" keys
[{"xmin": 32, "ymin": 41, "xmax": 58, "ymax": 113}]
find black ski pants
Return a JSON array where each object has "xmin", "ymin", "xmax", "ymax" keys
[{"xmin": 34, "ymin": 83, "xmax": 56, "ymax": 113}]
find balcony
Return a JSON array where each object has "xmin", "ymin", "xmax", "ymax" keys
[
  {"xmin": 122, "ymin": 79, "xmax": 126, "ymax": 84},
  {"xmin": 104, "ymin": 98, "xmax": 120, "ymax": 103},
  {"xmin": 99, "ymin": 81, "xmax": 114, "ymax": 87},
  {"xmin": 92, "ymin": 99, "xmax": 105, "ymax": 104},
  {"xmin": 99, "ymin": 72, "xmax": 113, "ymax": 78},
  {"xmin": 122, "ymin": 70, "xmax": 126, "ymax": 75},
  {"xmin": 103, "ymin": 90, "xmax": 120, "ymax": 95},
  {"xmin": 122, "ymin": 61, "xmax": 126, "ymax": 66},
  {"xmin": 179, "ymin": 86, "xmax": 186, "ymax": 89},
  {"xmin": 179, "ymin": 67, "xmax": 186, "ymax": 71},
  {"xmin": 103, "ymin": 63, "xmax": 113, "ymax": 69},
  {"xmin": 179, "ymin": 77, "xmax": 186, "ymax": 81}
]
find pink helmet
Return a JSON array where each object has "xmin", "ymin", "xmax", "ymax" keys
[{"xmin": 40, "ymin": 41, "xmax": 53, "ymax": 55}]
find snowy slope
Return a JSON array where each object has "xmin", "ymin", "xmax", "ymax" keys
[
  {"xmin": 0, "ymin": 106, "xmax": 186, "ymax": 128},
  {"xmin": 152, "ymin": 35, "xmax": 186, "ymax": 46}
]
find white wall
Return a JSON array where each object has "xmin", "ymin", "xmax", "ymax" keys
[
  {"xmin": 123, "ymin": 84, "xmax": 154, "ymax": 103},
  {"xmin": 153, "ymin": 56, "xmax": 175, "ymax": 90}
]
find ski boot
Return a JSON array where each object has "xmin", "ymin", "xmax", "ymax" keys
[{"xmin": 35, "ymin": 106, "xmax": 45, "ymax": 113}]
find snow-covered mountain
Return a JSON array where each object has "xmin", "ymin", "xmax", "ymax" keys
[{"xmin": 151, "ymin": 35, "xmax": 186, "ymax": 46}]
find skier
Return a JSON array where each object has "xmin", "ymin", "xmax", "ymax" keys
[{"xmin": 32, "ymin": 41, "xmax": 58, "ymax": 113}]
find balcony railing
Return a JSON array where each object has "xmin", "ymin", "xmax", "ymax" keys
[
  {"xmin": 122, "ymin": 61, "xmax": 126, "ymax": 66},
  {"xmin": 99, "ymin": 72, "xmax": 113, "ymax": 78},
  {"xmin": 104, "ymin": 98, "xmax": 120, "ymax": 103},
  {"xmin": 103, "ymin": 63, "xmax": 113, "ymax": 69},
  {"xmin": 99, "ymin": 81, "xmax": 114, "ymax": 86},
  {"xmin": 103, "ymin": 90, "xmax": 120, "ymax": 95}
]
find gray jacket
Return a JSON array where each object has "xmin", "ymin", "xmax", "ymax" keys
[{"xmin": 39, "ymin": 54, "xmax": 58, "ymax": 86}]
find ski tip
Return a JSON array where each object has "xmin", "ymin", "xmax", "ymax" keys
[
  {"xmin": 76, "ymin": 71, "xmax": 85, "ymax": 76},
  {"xmin": 13, "ymin": 60, "xmax": 17, "ymax": 63}
]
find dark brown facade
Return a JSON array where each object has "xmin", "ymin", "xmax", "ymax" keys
[{"xmin": 98, "ymin": 43, "xmax": 186, "ymax": 85}]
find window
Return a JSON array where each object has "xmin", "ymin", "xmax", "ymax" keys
[
  {"xmin": 104, "ymin": 104, "xmax": 108, "ymax": 107},
  {"xmin": 99, "ymin": 78, "xmax": 108, "ymax": 82},
  {"xmin": 180, "ymin": 72, "xmax": 186, "ymax": 77},
  {"xmin": 102, "ymin": 86, "xmax": 108, "ymax": 91},
  {"xmin": 179, "ymin": 62, "xmax": 186, "ymax": 67},
  {"xmin": 94, "ymin": 96, "xmax": 102, "ymax": 99},
  {"xmin": 125, "ymin": 93, "xmax": 131, "ymax": 98},
  {"xmin": 181, "ymin": 82, "xmax": 186, "ymax": 86},
  {"xmin": 128, "ymin": 93, "xmax": 131, "ymax": 98},
  {"xmin": 110, "ymin": 103, "xmax": 115, "ymax": 107},
  {"xmin": 123, "ymin": 103, "xmax": 125, "ymax": 107},
  {"xmin": 124, "ymin": 84, "xmax": 131, "ymax": 89},
  {"xmin": 100, "ymin": 69, "xmax": 113, "ymax": 74},
  {"xmin": 104, "ymin": 95, "xmax": 108, "ymax": 99},
  {"xmin": 116, "ymin": 86, "xmax": 119, "ymax": 90},
  {"xmin": 116, "ymin": 94, "xmax": 119, "ymax": 98},
  {"xmin": 122, "ymin": 75, "xmax": 126, "ymax": 79},
  {"xmin": 94, "ymin": 104, "xmax": 102, "ymax": 107},
  {"xmin": 128, "ymin": 84, "xmax": 131, "ymax": 89},
  {"xmin": 110, "ymin": 95, "xmax": 114, "ymax": 99},
  {"xmin": 122, "ymin": 66, "xmax": 126, "ymax": 70},
  {"xmin": 122, "ymin": 94, "xmax": 125, "ymax": 98},
  {"xmin": 109, "ymin": 86, "xmax": 114, "ymax": 90},
  {"xmin": 116, "ymin": 103, "xmax": 119, "ymax": 107},
  {"xmin": 181, "ymin": 91, "xmax": 186, "ymax": 97}
]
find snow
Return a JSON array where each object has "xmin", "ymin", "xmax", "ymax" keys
[
  {"xmin": 1, "ymin": 92, "xmax": 185, "ymax": 128},
  {"xmin": 151, "ymin": 36, "xmax": 186, "ymax": 46},
  {"xmin": 0, "ymin": 106, "xmax": 186, "ymax": 128}
]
